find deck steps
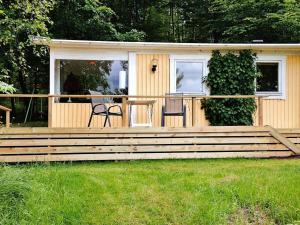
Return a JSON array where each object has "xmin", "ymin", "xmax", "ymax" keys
[{"xmin": 0, "ymin": 126, "xmax": 298, "ymax": 162}]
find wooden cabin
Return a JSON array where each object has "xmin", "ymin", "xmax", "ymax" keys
[
  {"xmin": 33, "ymin": 38, "xmax": 300, "ymax": 129},
  {"xmin": 1, "ymin": 39, "xmax": 300, "ymax": 162}
]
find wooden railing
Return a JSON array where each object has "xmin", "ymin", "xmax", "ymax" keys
[
  {"xmin": 0, "ymin": 94, "xmax": 266, "ymax": 128},
  {"xmin": 0, "ymin": 105, "xmax": 11, "ymax": 128}
]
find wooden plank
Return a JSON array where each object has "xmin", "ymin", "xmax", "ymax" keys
[
  {"xmin": 0, "ymin": 132, "xmax": 272, "ymax": 139},
  {"xmin": 288, "ymin": 138, "xmax": 300, "ymax": 143},
  {"xmin": 48, "ymin": 96, "xmax": 53, "ymax": 128},
  {"xmin": 278, "ymin": 128, "xmax": 300, "ymax": 133},
  {"xmin": 0, "ymin": 105, "xmax": 11, "ymax": 111},
  {"xmin": 127, "ymin": 100, "xmax": 156, "ymax": 105},
  {"xmin": 281, "ymin": 133, "xmax": 300, "ymax": 138},
  {"xmin": 192, "ymin": 97, "xmax": 196, "ymax": 127},
  {"xmin": 122, "ymin": 97, "xmax": 128, "ymax": 127},
  {"xmin": 0, "ymin": 144, "xmax": 288, "ymax": 155},
  {"xmin": 5, "ymin": 111, "xmax": 10, "ymax": 128},
  {"xmin": 0, "ymin": 151, "xmax": 292, "ymax": 163},
  {"xmin": 266, "ymin": 125, "xmax": 300, "ymax": 155},
  {"xmin": 258, "ymin": 96, "xmax": 263, "ymax": 126},
  {"xmin": 0, "ymin": 137, "xmax": 279, "ymax": 147},
  {"xmin": 0, "ymin": 126, "xmax": 271, "ymax": 134},
  {"xmin": 0, "ymin": 94, "xmax": 261, "ymax": 99}
]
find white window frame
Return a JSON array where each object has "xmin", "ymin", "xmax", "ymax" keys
[
  {"xmin": 170, "ymin": 54, "xmax": 210, "ymax": 95},
  {"xmin": 255, "ymin": 55, "xmax": 286, "ymax": 99}
]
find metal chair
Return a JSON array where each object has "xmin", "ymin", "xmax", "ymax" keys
[
  {"xmin": 88, "ymin": 90, "xmax": 122, "ymax": 127},
  {"xmin": 161, "ymin": 93, "xmax": 186, "ymax": 127}
]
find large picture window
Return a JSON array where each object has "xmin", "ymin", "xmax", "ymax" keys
[
  {"xmin": 174, "ymin": 60, "xmax": 205, "ymax": 93},
  {"xmin": 59, "ymin": 60, "xmax": 128, "ymax": 96}
]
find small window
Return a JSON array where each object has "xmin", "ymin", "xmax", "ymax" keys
[
  {"xmin": 175, "ymin": 61, "xmax": 204, "ymax": 93},
  {"xmin": 256, "ymin": 62, "xmax": 279, "ymax": 92}
]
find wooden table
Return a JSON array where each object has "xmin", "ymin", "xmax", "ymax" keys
[{"xmin": 127, "ymin": 100, "xmax": 156, "ymax": 127}]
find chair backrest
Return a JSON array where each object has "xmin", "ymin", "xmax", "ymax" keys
[
  {"xmin": 88, "ymin": 90, "xmax": 110, "ymax": 113},
  {"xmin": 165, "ymin": 93, "xmax": 184, "ymax": 113}
]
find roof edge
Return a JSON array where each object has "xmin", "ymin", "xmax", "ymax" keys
[{"xmin": 32, "ymin": 36, "xmax": 300, "ymax": 51}]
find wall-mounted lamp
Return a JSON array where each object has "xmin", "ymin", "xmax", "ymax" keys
[{"xmin": 151, "ymin": 58, "xmax": 158, "ymax": 73}]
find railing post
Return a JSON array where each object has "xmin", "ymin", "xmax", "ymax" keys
[
  {"xmin": 258, "ymin": 96, "xmax": 263, "ymax": 126},
  {"xmin": 192, "ymin": 97, "xmax": 196, "ymax": 127},
  {"xmin": 48, "ymin": 95, "xmax": 53, "ymax": 128},
  {"xmin": 122, "ymin": 96, "xmax": 128, "ymax": 127},
  {"xmin": 5, "ymin": 110, "xmax": 10, "ymax": 128}
]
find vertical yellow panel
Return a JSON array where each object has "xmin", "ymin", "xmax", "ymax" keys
[
  {"xmin": 136, "ymin": 54, "xmax": 171, "ymax": 127},
  {"xmin": 262, "ymin": 55, "xmax": 300, "ymax": 128},
  {"xmin": 51, "ymin": 103, "xmax": 122, "ymax": 128}
]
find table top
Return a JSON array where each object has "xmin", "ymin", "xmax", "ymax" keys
[{"xmin": 127, "ymin": 100, "xmax": 156, "ymax": 105}]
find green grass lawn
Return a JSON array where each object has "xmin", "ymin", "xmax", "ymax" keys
[{"xmin": 1, "ymin": 159, "xmax": 300, "ymax": 225}]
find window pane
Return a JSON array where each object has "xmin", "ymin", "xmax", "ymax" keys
[
  {"xmin": 59, "ymin": 60, "xmax": 128, "ymax": 95},
  {"xmin": 256, "ymin": 62, "xmax": 278, "ymax": 92},
  {"xmin": 176, "ymin": 61, "xmax": 203, "ymax": 93}
]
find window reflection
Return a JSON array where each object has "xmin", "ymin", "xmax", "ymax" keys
[
  {"xmin": 176, "ymin": 61, "xmax": 203, "ymax": 93},
  {"xmin": 59, "ymin": 60, "xmax": 128, "ymax": 97}
]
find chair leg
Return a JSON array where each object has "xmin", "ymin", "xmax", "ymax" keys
[
  {"xmin": 88, "ymin": 112, "xmax": 93, "ymax": 127},
  {"xmin": 107, "ymin": 115, "xmax": 112, "ymax": 127},
  {"xmin": 161, "ymin": 107, "xmax": 165, "ymax": 127},
  {"xmin": 183, "ymin": 106, "xmax": 186, "ymax": 127},
  {"xmin": 104, "ymin": 115, "xmax": 108, "ymax": 127}
]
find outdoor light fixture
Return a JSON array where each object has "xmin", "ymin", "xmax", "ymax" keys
[{"xmin": 151, "ymin": 58, "xmax": 158, "ymax": 72}]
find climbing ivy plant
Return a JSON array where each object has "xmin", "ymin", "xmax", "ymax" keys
[{"xmin": 201, "ymin": 50, "xmax": 259, "ymax": 126}]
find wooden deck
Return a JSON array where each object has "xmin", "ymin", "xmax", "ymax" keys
[{"xmin": 0, "ymin": 126, "xmax": 299, "ymax": 163}]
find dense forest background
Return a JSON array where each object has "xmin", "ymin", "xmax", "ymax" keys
[{"xmin": 0, "ymin": 0, "xmax": 300, "ymax": 94}]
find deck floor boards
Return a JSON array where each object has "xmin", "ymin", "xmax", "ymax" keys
[{"xmin": 0, "ymin": 126, "xmax": 298, "ymax": 162}]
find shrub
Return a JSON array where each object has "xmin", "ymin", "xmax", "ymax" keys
[{"xmin": 201, "ymin": 50, "xmax": 258, "ymax": 125}]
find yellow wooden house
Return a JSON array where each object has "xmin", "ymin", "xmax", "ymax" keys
[{"xmin": 34, "ymin": 38, "xmax": 300, "ymax": 129}]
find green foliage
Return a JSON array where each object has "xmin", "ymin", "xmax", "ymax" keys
[
  {"xmin": 105, "ymin": 0, "xmax": 300, "ymax": 43},
  {"xmin": 117, "ymin": 29, "xmax": 146, "ymax": 42},
  {"xmin": 209, "ymin": 0, "xmax": 300, "ymax": 42},
  {"xmin": 0, "ymin": 0, "xmax": 54, "ymax": 93},
  {"xmin": 201, "ymin": 50, "xmax": 258, "ymax": 126},
  {"xmin": 50, "ymin": 0, "xmax": 145, "ymax": 41},
  {"xmin": 0, "ymin": 167, "xmax": 30, "ymax": 224}
]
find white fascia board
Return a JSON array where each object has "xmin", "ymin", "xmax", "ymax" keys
[
  {"xmin": 33, "ymin": 37, "xmax": 300, "ymax": 52},
  {"xmin": 50, "ymin": 47, "xmax": 128, "ymax": 61}
]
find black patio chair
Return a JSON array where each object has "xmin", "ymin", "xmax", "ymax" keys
[
  {"xmin": 161, "ymin": 93, "xmax": 186, "ymax": 127},
  {"xmin": 87, "ymin": 90, "xmax": 123, "ymax": 127}
]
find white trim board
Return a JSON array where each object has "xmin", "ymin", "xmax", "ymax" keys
[
  {"xmin": 128, "ymin": 52, "xmax": 137, "ymax": 124},
  {"xmin": 34, "ymin": 37, "xmax": 300, "ymax": 52},
  {"xmin": 50, "ymin": 47, "xmax": 128, "ymax": 61}
]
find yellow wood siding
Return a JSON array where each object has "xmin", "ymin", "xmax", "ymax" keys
[
  {"xmin": 51, "ymin": 54, "xmax": 300, "ymax": 128},
  {"xmin": 51, "ymin": 103, "xmax": 122, "ymax": 128},
  {"xmin": 259, "ymin": 55, "xmax": 300, "ymax": 128},
  {"xmin": 135, "ymin": 53, "xmax": 207, "ymax": 127}
]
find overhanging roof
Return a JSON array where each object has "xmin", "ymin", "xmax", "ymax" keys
[{"xmin": 33, "ymin": 37, "xmax": 300, "ymax": 51}]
